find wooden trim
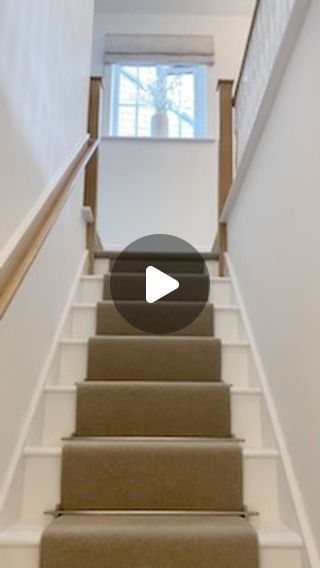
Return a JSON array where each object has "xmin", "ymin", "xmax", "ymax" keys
[
  {"xmin": 217, "ymin": 80, "xmax": 234, "ymax": 276},
  {"xmin": 233, "ymin": 0, "xmax": 260, "ymax": 105},
  {"xmin": 217, "ymin": 81, "xmax": 233, "ymax": 274},
  {"xmin": 218, "ymin": 81, "xmax": 233, "ymax": 214},
  {"xmin": 87, "ymin": 78, "xmax": 102, "ymax": 140},
  {"xmin": 0, "ymin": 139, "xmax": 98, "ymax": 319},
  {"xmin": 85, "ymin": 78, "xmax": 103, "ymax": 273},
  {"xmin": 95, "ymin": 232, "xmax": 104, "ymax": 251},
  {"xmin": 218, "ymin": 223, "xmax": 228, "ymax": 276}
]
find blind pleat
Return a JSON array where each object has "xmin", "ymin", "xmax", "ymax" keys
[{"xmin": 105, "ymin": 34, "xmax": 215, "ymax": 65}]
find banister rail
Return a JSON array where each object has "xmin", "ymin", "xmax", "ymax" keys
[
  {"xmin": 85, "ymin": 77, "xmax": 104, "ymax": 273},
  {"xmin": 233, "ymin": 0, "xmax": 301, "ymax": 165},
  {"xmin": 233, "ymin": 0, "xmax": 260, "ymax": 106},
  {"xmin": 216, "ymin": 1, "xmax": 260, "ymax": 276},
  {"xmin": 217, "ymin": 80, "xmax": 233, "ymax": 277},
  {"xmin": 0, "ymin": 77, "xmax": 103, "ymax": 319}
]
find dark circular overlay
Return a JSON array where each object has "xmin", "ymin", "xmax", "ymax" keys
[{"xmin": 110, "ymin": 234, "xmax": 210, "ymax": 334}]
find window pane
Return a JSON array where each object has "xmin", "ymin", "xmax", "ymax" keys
[
  {"xmin": 181, "ymin": 121, "xmax": 194, "ymax": 138},
  {"xmin": 137, "ymin": 105, "xmax": 153, "ymax": 137},
  {"xmin": 122, "ymin": 66, "xmax": 138, "ymax": 79},
  {"xmin": 167, "ymin": 110, "xmax": 180, "ymax": 138},
  {"xmin": 118, "ymin": 106, "xmax": 136, "ymax": 137},
  {"xmin": 137, "ymin": 66, "xmax": 158, "ymax": 112},
  {"xmin": 181, "ymin": 74, "xmax": 194, "ymax": 115},
  {"xmin": 111, "ymin": 63, "xmax": 206, "ymax": 138},
  {"xmin": 119, "ymin": 74, "xmax": 137, "ymax": 104},
  {"xmin": 139, "ymin": 66, "xmax": 157, "ymax": 86}
]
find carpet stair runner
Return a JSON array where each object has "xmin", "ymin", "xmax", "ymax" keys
[{"xmin": 40, "ymin": 256, "xmax": 259, "ymax": 568}]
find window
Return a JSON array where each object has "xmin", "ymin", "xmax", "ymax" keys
[{"xmin": 109, "ymin": 64, "xmax": 207, "ymax": 139}]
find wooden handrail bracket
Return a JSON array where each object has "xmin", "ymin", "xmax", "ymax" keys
[{"xmin": 0, "ymin": 138, "xmax": 98, "ymax": 319}]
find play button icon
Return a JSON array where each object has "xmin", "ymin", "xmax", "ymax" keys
[
  {"xmin": 110, "ymin": 234, "xmax": 210, "ymax": 334},
  {"xmin": 146, "ymin": 266, "xmax": 179, "ymax": 304}
]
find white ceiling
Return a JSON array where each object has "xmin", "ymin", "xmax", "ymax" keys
[{"xmin": 95, "ymin": 0, "xmax": 255, "ymax": 16}]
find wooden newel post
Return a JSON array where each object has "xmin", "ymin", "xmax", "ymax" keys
[
  {"xmin": 217, "ymin": 80, "xmax": 233, "ymax": 276},
  {"xmin": 84, "ymin": 77, "xmax": 103, "ymax": 274}
]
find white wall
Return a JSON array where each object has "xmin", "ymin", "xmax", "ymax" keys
[
  {"xmin": 0, "ymin": 0, "xmax": 94, "ymax": 255},
  {"xmin": 0, "ymin": 0, "xmax": 94, "ymax": 515},
  {"xmin": 98, "ymin": 138, "xmax": 217, "ymax": 251},
  {"xmin": 227, "ymin": 0, "xmax": 320, "ymax": 562},
  {"xmin": 92, "ymin": 10, "xmax": 251, "ymax": 250},
  {"xmin": 0, "ymin": 180, "xmax": 87, "ymax": 506}
]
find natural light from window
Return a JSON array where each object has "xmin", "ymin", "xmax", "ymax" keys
[{"xmin": 109, "ymin": 64, "xmax": 207, "ymax": 139}]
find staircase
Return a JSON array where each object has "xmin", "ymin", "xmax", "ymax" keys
[{"xmin": 0, "ymin": 257, "xmax": 304, "ymax": 567}]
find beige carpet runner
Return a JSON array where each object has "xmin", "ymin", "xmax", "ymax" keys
[{"xmin": 41, "ymin": 256, "xmax": 259, "ymax": 567}]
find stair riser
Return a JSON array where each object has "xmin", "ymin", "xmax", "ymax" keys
[
  {"xmin": 87, "ymin": 337, "xmax": 222, "ymax": 383},
  {"xmin": 61, "ymin": 443, "xmax": 243, "ymax": 512},
  {"xmin": 75, "ymin": 277, "xmax": 235, "ymax": 306},
  {"xmin": 64, "ymin": 306, "xmax": 245, "ymax": 342},
  {"xmin": 0, "ymin": 548, "xmax": 39, "ymax": 567},
  {"xmin": 261, "ymin": 548, "xmax": 302, "ymax": 568},
  {"xmin": 110, "ymin": 258, "xmax": 206, "ymax": 274},
  {"xmin": 56, "ymin": 342, "xmax": 254, "ymax": 387},
  {"xmin": 40, "ymin": 390, "xmax": 263, "ymax": 448},
  {"xmin": 41, "ymin": 393, "xmax": 76, "ymax": 446},
  {"xmin": 75, "ymin": 385, "xmax": 231, "ymax": 439},
  {"xmin": 20, "ymin": 453, "xmax": 279, "ymax": 525},
  {"xmin": 96, "ymin": 303, "xmax": 214, "ymax": 337},
  {"xmin": 94, "ymin": 259, "xmax": 219, "ymax": 277},
  {"xmin": 0, "ymin": 544, "xmax": 302, "ymax": 568}
]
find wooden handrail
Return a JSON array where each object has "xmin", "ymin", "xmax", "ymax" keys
[
  {"xmin": 233, "ymin": 0, "xmax": 261, "ymax": 105},
  {"xmin": 0, "ymin": 138, "xmax": 99, "ymax": 319},
  {"xmin": 216, "ymin": 2, "xmax": 260, "ymax": 274},
  {"xmin": 217, "ymin": 80, "xmax": 234, "ymax": 276},
  {"xmin": 84, "ymin": 77, "xmax": 104, "ymax": 273}
]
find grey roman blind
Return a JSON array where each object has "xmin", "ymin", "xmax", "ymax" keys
[{"xmin": 104, "ymin": 34, "xmax": 215, "ymax": 65}]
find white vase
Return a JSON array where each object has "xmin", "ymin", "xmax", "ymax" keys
[{"xmin": 151, "ymin": 112, "xmax": 169, "ymax": 138}]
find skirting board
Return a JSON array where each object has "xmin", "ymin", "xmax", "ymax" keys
[
  {"xmin": 0, "ymin": 250, "xmax": 88, "ymax": 523},
  {"xmin": 225, "ymin": 253, "xmax": 319, "ymax": 568}
]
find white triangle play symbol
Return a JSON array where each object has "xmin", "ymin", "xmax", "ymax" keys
[{"xmin": 146, "ymin": 266, "xmax": 180, "ymax": 304}]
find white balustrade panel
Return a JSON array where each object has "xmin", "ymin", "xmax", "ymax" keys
[{"xmin": 235, "ymin": 0, "xmax": 295, "ymax": 163}]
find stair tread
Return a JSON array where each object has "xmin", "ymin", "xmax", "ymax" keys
[
  {"xmin": 45, "ymin": 384, "xmax": 261, "ymax": 394},
  {"xmin": 0, "ymin": 522, "xmax": 303, "ymax": 548},
  {"xmin": 67, "ymin": 437, "xmax": 240, "ymax": 442},
  {"xmin": 72, "ymin": 302, "xmax": 239, "ymax": 312},
  {"xmin": 24, "ymin": 446, "xmax": 279, "ymax": 457},
  {"xmin": 95, "ymin": 250, "xmax": 218, "ymax": 260},
  {"xmin": 80, "ymin": 275, "xmax": 232, "ymax": 282},
  {"xmin": 41, "ymin": 513, "xmax": 259, "ymax": 567},
  {"xmin": 60, "ymin": 338, "xmax": 249, "ymax": 345}
]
